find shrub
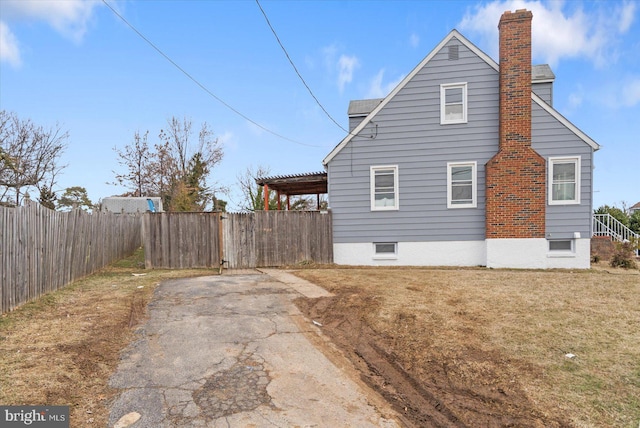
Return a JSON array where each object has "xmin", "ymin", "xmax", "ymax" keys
[
  {"xmin": 610, "ymin": 239, "xmax": 638, "ymax": 269},
  {"xmin": 630, "ymin": 211, "xmax": 640, "ymax": 234}
]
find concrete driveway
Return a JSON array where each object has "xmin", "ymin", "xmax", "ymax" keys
[{"xmin": 108, "ymin": 270, "xmax": 399, "ymax": 427}]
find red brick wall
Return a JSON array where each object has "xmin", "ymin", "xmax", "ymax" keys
[{"xmin": 486, "ymin": 9, "xmax": 546, "ymax": 239}]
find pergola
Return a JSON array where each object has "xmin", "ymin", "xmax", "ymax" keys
[{"xmin": 255, "ymin": 172, "xmax": 327, "ymax": 210}]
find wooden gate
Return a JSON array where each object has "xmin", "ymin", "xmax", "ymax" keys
[
  {"xmin": 143, "ymin": 211, "xmax": 333, "ymax": 269},
  {"xmin": 143, "ymin": 212, "xmax": 221, "ymax": 269}
]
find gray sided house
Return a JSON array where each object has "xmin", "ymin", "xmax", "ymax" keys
[{"xmin": 323, "ymin": 10, "xmax": 599, "ymax": 269}]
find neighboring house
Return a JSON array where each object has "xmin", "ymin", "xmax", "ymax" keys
[
  {"xmin": 629, "ymin": 202, "xmax": 640, "ymax": 216},
  {"xmin": 323, "ymin": 9, "xmax": 599, "ymax": 269},
  {"xmin": 101, "ymin": 197, "xmax": 164, "ymax": 214}
]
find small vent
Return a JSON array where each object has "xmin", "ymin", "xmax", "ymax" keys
[{"xmin": 448, "ymin": 44, "xmax": 459, "ymax": 61}]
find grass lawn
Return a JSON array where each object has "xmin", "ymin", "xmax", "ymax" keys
[
  {"xmin": 291, "ymin": 264, "xmax": 640, "ymax": 427},
  {"xmin": 0, "ymin": 248, "xmax": 219, "ymax": 427},
  {"xmin": 1, "ymin": 251, "xmax": 638, "ymax": 427}
]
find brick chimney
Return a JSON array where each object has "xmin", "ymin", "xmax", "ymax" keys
[{"xmin": 485, "ymin": 9, "xmax": 546, "ymax": 239}]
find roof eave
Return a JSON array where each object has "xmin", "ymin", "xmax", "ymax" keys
[
  {"xmin": 323, "ymin": 30, "xmax": 498, "ymax": 166},
  {"xmin": 531, "ymin": 92, "xmax": 600, "ymax": 151}
]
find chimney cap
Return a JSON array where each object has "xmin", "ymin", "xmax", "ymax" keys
[
  {"xmin": 499, "ymin": 8, "xmax": 533, "ymax": 24},
  {"xmin": 501, "ymin": 8, "xmax": 531, "ymax": 14}
]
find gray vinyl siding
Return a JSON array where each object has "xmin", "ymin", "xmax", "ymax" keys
[
  {"xmin": 349, "ymin": 116, "xmax": 365, "ymax": 132},
  {"xmin": 532, "ymin": 82, "xmax": 553, "ymax": 105},
  {"xmin": 532, "ymin": 102, "xmax": 594, "ymax": 239},
  {"xmin": 329, "ymin": 37, "xmax": 499, "ymax": 244}
]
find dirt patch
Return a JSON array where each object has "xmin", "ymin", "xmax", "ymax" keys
[
  {"xmin": 296, "ymin": 294, "xmax": 564, "ymax": 427},
  {"xmin": 292, "ymin": 266, "xmax": 640, "ymax": 427}
]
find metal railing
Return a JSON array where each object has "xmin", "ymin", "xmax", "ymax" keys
[{"xmin": 593, "ymin": 213, "xmax": 639, "ymax": 249}]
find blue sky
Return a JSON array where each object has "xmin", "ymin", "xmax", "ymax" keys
[{"xmin": 1, "ymin": 0, "xmax": 638, "ymax": 211}]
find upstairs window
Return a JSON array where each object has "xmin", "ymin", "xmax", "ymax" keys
[
  {"xmin": 447, "ymin": 162, "xmax": 477, "ymax": 208},
  {"xmin": 440, "ymin": 83, "xmax": 467, "ymax": 124},
  {"xmin": 549, "ymin": 157, "xmax": 580, "ymax": 205},
  {"xmin": 371, "ymin": 166, "xmax": 399, "ymax": 210}
]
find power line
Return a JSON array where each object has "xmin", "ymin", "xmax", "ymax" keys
[
  {"xmin": 100, "ymin": 0, "xmax": 321, "ymax": 148},
  {"xmin": 255, "ymin": 0, "xmax": 350, "ymax": 135}
]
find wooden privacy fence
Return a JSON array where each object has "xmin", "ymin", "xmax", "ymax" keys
[
  {"xmin": 142, "ymin": 212, "xmax": 221, "ymax": 269},
  {"xmin": 224, "ymin": 211, "xmax": 333, "ymax": 268},
  {"xmin": 1, "ymin": 201, "xmax": 142, "ymax": 313},
  {"xmin": 143, "ymin": 211, "xmax": 333, "ymax": 269}
]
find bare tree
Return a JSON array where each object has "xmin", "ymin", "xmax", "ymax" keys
[
  {"xmin": 158, "ymin": 118, "xmax": 223, "ymax": 181},
  {"xmin": 236, "ymin": 165, "xmax": 275, "ymax": 212},
  {"xmin": 0, "ymin": 110, "xmax": 68, "ymax": 206},
  {"xmin": 112, "ymin": 131, "xmax": 154, "ymax": 197},
  {"xmin": 112, "ymin": 116, "xmax": 225, "ymax": 211}
]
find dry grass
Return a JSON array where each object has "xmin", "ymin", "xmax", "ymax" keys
[
  {"xmin": 0, "ymin": 248, "xmax": 219, "ymax": 427},
  {"xmin": 291, "ymin": 264, "xmax": 640, "ymax": 427}
]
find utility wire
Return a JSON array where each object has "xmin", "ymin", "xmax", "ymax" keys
[
  {"xmin": 101, "ymin": 0, "xmax": 320, "ymax": 148},
  {"xmin": 255, "ymin": 0, "xmax": 351, "ymax": 135}
]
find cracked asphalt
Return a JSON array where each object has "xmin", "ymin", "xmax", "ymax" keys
[{"xmin": 108, "ymin": 270, "xmax": 400, "ymax": 427}]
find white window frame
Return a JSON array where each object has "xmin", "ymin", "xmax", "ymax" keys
[
  {"xmin": 548, "ymin": 156, "xmax": 581, "ymax": 205},
  {"xmin": 447, "ymin": 161, "xmax": 477, "ymax": 208},
  {"xmin": 547, "ymin": 239, "xmax": 575, "ymax": 257},
  {"xmin": 370, "ymin": 166, "xmax": 399, "ymax": 211},
  {"xmin": 373, "ymin": 242, "xmax": 398, "ymax": 260},
  {"xmin": 440, "ymin": 82, "xmax": 468, "ymax": 124}
]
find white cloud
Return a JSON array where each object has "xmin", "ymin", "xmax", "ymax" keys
[
  {"xmin": 337, "ymin": 54, "xmax": 359, "ymax": 93},
  {"xmin": 0, "ymin": 0, "xmax": 101, "ymax": 66},
  {"xmin": 304, "ymin": 54, "xmax": 315, "ymax": 70},
  {"xmin": 322, "ymin": 44, "xmax": 361, "ymax": 92},
  {"xmin": 622, "ymin": 79, "xmax": 640, "ymax": 107},
  {"xmin": 2, "ymin": 0, "xmax": 101, "ymax": 42},
  {"xmin": 322, "ymin": 44, "xmax": 338, "ymax": 70},
  {"xmin": 409, "ymin": 33, "xmax": 420, "ymax": 48},
  {"xmin": 247, "ymin": 121, "xmax": 268, "ymax": 137},
  {"xmin": 458, "ymin": 0, "xmax": 638, "ymax": 67},
  {"xmin": 568, "ymin": 91, "xmax": 583, "ymax": 110},
  {"xmin": 218, "ymin": 131, "xmax": 238, "ymax": 151},
  {"xmin": 366, "ymin": 69, "xmax": 405, "ymax": 99},
  {"xmin": 0, "ymin": 21, "xmax": 21, "ymax": 67},
  {"xmin": 618, "ymin": 1, "xmax": 636, "ymax": 33}
]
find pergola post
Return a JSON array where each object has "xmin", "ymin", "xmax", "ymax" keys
[{"xmin": 255, "ymin": 172, "xmax": 327, "ymax": 211}]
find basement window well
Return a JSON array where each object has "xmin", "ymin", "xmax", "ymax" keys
[
  {"xmin": 373, "ymin": 242, "xmax": 397, "ymax": 259},
  {"xmin": 548, "ymin": 239, "xmax": 574, "ymax": 256}
]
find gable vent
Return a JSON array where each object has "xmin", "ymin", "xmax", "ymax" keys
[{"xmin": 448, "ymin": 44, "xmax": 459, "ymax": 61}]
